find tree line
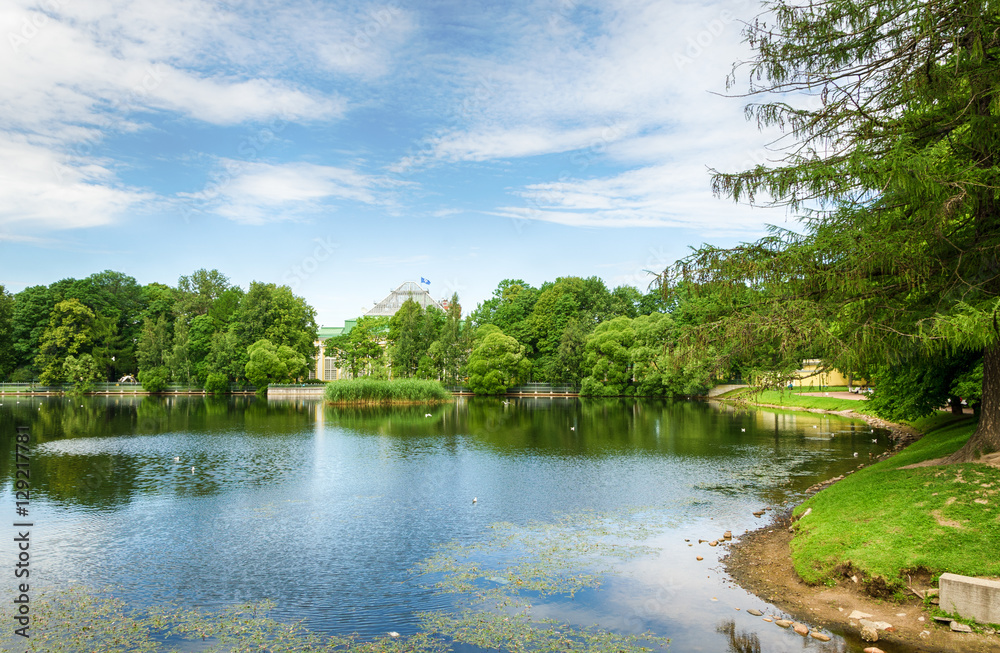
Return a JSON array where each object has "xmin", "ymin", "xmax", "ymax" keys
[
  {"xmin": 0, "ymin": 269, "xmax": 317, "ymax": 392},
  {"xmin": 323, "ymin": 276, "xmax": 743, "ymax": 397}
]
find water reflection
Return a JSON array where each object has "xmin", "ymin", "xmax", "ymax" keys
[{"xmin": 0, "ymin": 395, "xmax": 887, "ymax": 651}]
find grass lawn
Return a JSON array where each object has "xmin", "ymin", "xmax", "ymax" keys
[
  {"xmin": 789, "ymin": 414, "xmax": 1000, "ymax": 596},
  {"xmin": 719, "ymin": 386, "xmax": 876, "ymax": 414}
]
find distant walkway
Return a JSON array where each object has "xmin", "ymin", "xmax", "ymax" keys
[
  {"xmin": 796, "ymin": 391, "xmax": 867, "ymax": 401},
  {"xmin": 707, "ymin": 384, "xmax": 748, "ymax": 397}
]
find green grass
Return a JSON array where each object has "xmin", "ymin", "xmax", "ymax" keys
[
  {"xmin": 324, "ymin": 378, "xmax": 453, "ymax": 405},
  {"xmin": 719, "ymin": 386, "xmax": 874, "ymax": 413},
  {"xmin": 789, "ymin": 415, "xmax": 1000, "ymax": 595}
]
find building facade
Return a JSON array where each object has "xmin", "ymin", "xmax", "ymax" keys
[{"xmin": 309, "ymin": 282, "xmax": 446, "ymax": 381}]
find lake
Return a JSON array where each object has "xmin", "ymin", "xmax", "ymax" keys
[{"xmin": 0, "ymin": 394, "xmax": 893, "ymax": 652}]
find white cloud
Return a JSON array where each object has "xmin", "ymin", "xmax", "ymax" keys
[
  {"xmin": 184, "ymin": 161, "xmax": 402, "ymax": 224},
  {"xmin": 0, "ymin": 0, "xmax": 401, "ymax": 233},
  {"xmin": 0, "ymin": 134, "xmax": 150, "ymax": 233},
  {"xmin": 494, "ymin": 161, "xmax": 786, "ymax": 233},
  {"xmin": 392, "ymin": 0, "xmax": 763, "ymax": 169}
]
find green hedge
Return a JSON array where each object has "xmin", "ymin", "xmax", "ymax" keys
[{"xmin": 323, "ymin": 378, "xmax": 452, "ymax": 404}]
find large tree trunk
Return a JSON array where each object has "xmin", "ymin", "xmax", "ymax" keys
[{"xmin": 945, "ymin": 342, "xmax": 1000, "ymax": 463}]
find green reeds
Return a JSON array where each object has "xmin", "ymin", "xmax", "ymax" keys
[{"xmin": 323, "ymin": 378, "xmax": 453, "ymax": 405}]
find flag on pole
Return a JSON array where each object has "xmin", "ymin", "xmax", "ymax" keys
[{"xmin": 420, "ymin": 277, "xmax": 430, "ymax": 285}]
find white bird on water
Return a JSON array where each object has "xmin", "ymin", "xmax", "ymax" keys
[
  {"xmin": 472, "ymin": 497, "xmax": 477, "ymax": 504},
  {"xmin": 191, "ymin": 466, "xmax": 196, "ymax": 472},
  {"xmin": 174, "ymin": 456, "xmax": 180, "ymax": 462},
  {"xmin": 853, "ymin": 452, "xmax": 858, "ymax": 457},
  {"xmin": 570, "ymin": 426, "xmax": 575, "ymax": 431},
  {"xmin": 741, "ymin": 428, "xmax": 745, "ymax": 432},
  {"xmin": 424, "ymin": 413, "xmax": 432, "ymax": 418}
]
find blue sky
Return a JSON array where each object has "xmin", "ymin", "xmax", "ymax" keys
[{"xmin": 0, "ymin": 0, "xmax": 794, "ymax": 327}]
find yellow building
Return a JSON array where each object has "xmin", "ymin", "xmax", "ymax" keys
[{"xmin": 790, "ymin": 359, "xmax": 866, "ymax": 389}]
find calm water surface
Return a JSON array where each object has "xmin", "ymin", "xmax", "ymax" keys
[{"xmin": 0, "ymin": 395, "xmax": 899, "ymax": 652}]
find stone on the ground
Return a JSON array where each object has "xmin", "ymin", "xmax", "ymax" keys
[
  {"xmin": 932, "ymin": 615, "xmax": 953, "ymax": 624},
  {"xmin": 950, "ymin": 622, "xmax": 973, "ymax": 633},
  {"xmin": 696, "ymin": 556, "xmax": 703, "ymax": 561},
  {"xmin": 762, "ymin": 617, "xmax": 773, "ymax": 622},
  {"xmin": 848, "ymin": 610, "xmax": 872, "ymax": 620},
  {"xmin": 860, "ymin": 622, "xmax": 878, "ymax": 642},
  {"xmin": 746, "ymin": 608, "xmax": 763, "ymax": 616},
  {"xmin": 709, "ymin": 540, "xmax": 718, "ymax": 547},
  {"xmin": 724, "ymin": 530, "xmax": 732, "ymax": 539},
  {"xmin": 863, "ymin": 648, "xmax": 885, "ymax": 653},
  {"xmin": 810, "ymin": 632, "xmax": 831, "ymax": 641},
  {"xmin": 775, "ymin": 619, "xmax": 792, "ymax": 628},
  {"xmin": 793, "ymin": 623, "xmax": 809, "ymax": 636}
]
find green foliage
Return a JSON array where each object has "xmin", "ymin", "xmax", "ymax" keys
[
  {"xmin": 0, "ymin": 285, "xmax": 13, "ymax": 380},
  {"xmin": 327, "ymin": 315, "xmax": 390, "ymax": 379},
  {"xmin": 866, "ymin": 351, "xmax": 981, "ymax": 421},
  {"xmin": 466, "ymin": 328, "xmax": 531, "ymax": 395},
  {"xmin": 139, "ymin": 366, "xmax": 170, "ymax": 393},
  {"xmin": 388, "ymin": 299, "xmax": 445, "ymax": 378},
  {"xmin": 203, "ymin": 372, "xmax": 230, "ymax": 395},
  {"xmin": 323, "ymin": 378, "xmax": 452, "ymax": 404},
  {"xmin": 580, "ymin": 317, "xmax": 635, "ymax": 396},
  {"xmin": 664, "ymin": 0, "xmax": 1000, "ymax": 459},
  {"xmin": 35, "ymin": 299, "xmax": 97, "ymax": 385},
  {"xmin": 136, "ymin": 315, "xmax": 172, "ymax": 373},
  {"xmin": 244, "ymin": 338, "xmax": 308, "ymax": 389},
  {"xmin": 10, "ymin": 285, "xmax": 55, "ymax": 375},
  {"xmin": 63, "ymin": 353, "xmax": 101, "ymax": 393},
  {"xmin": 230, "ymin": 282, "xmax": 317, "ymax": 367}
]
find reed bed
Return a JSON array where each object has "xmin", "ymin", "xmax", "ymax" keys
[{"xmin": 324, "ymin": 378, "xmax": 453, "ymax": 405}]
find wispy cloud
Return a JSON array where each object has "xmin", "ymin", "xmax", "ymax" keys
[
  {"xmin": 182, "ymin": 161, "xmax": 404, "ymax": 224},
  {"xmin": 494, "ymin": 161, "xmax": 785, "ymax": 232}
]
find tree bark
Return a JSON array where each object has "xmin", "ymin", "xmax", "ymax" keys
[{"xmin": 945, "ymin": 342, "xmax": 1000, "ymax": 463}]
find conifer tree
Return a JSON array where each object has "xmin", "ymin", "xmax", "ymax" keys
[{"xmin": 667, "ymin": 0, "xmax": 1000, "ymax": 461}]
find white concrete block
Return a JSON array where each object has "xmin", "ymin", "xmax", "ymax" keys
[{"xmin": 939, "ymin": 573, "xmax": 1000, "ymax": 625}]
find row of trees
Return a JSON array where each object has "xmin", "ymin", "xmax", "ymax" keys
[
  {"xmin": 320, "ymin": 277, "xmax": 726, "ymax": 397},
  {"xmin": 0, "ymin": 270, "xmax": 317, "ymax": 391}
]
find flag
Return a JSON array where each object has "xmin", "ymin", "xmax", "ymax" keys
[{"xmin": 421, "ymin": 277, "xmax": 430, "ymax": 285}]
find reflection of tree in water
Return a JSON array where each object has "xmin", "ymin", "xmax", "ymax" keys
[{"xmin": 716, "ymin": 620, "xmax": 761, "ymax": 653}]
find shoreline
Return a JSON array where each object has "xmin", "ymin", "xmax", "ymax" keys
[{"xmin": 718, "ymin": 399, "xmax": 998, "ymax": 652}]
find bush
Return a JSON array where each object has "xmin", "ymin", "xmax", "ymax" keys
[
  {"xmin": 203, "ymin": 372, "xmax": 229, "ymax": 395},
  {"xmin": 9, "ymin": 367, "xmax": 35, "ymax": 383},
  {"xmin": 140, "ymin": 367, "xmax": 170, "ymax": 393},
  {"xmin": 324, "ymin": 378, "xmax": 452, "ymax": 404}
]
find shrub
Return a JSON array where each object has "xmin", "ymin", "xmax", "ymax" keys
[
  {"xmin": 203, "ymin": 373, "xmax": 230, "ymax": 395},
  {"xmin": 140, "ymin": 367, "xmax": 170, "ymax": 393}
]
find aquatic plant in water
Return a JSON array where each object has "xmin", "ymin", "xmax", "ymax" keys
[{"xmin": 1, "ymin": 508, "xmax": 673, "ymax": 652}]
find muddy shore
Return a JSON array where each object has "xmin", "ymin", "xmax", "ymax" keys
[{"xmin": 717, "ymin": 402, "xmax": 999, "ymax": 652}]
